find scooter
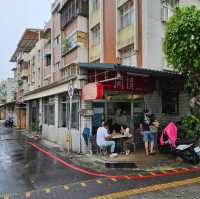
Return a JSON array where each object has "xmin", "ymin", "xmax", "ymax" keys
[
  {"xmin": 4, "ymin": 117, "xmax": 14, "ymax": 128},
  {"xmin": 176, "ymin": 143, "xmax": 200, "ymax": 165},
  {"xmin": 160, "ymin": 122, "xmax": 200, "ymax": 165}
]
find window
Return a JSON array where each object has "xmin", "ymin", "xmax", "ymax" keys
[
  {"xmin": 46, "ymin": 54, "xmax": 51, "ymax": 66},
  {"xmin": 60, "ymin": 0, "xmax": 77, "ymax": 30},
  {"xmin": 91, "ymin": 24, "xmax": 100, "ymax": 46},
  {"xmin": 60, "ymin": 95, "xmax": 68, "ymax": 128},
  {"xmin": 54, "ymin": 62, "xmax": 60, "ymax": 72},
  {"xmin": 44, "ymin": 97, "xmax": 55, "ymax": 125},
  {"xmin": 92, "ymin": 0, "xmax": 100, "ymax": 10},
  {"xmin": 71, "ymin": 102, "xmax": 79, "ymax": 129},
  {"xmin": 29, "ymin": 100, "xmax": 39, "ymax": 124},
  {"xmin": 59, "ymin": 95, "xmax": 79, "ymax": 129},
  {"xmin": 54, "ymin": 35, "xmax": 60, "ymax": 47},
  {"xmin": 62, "ymin": 32, "xmax": 78, "ymax": 55},
  {"xmin": 32, "ymin": 56, "xmax": 35, "ymax": 66},
  {"xmin": 162, "ymin": 90, "xmax": 179, "ymax": 114},
  {"xmin": 60, "ymin": 100, "xmax": 70, "ymax": 128},
  {"xmin": 162, "ymin": 0, "xmax": 177, "ymax": 7},
  {"xmin": 120, "ymin": 45, "xmax": 134, "ymax": 66},
  {"xmin": 119, "ymin": 0, "xmax": 134, "ymax": 30},
  {"xmin": 161, "ymin": 0, "xmax": 177, "ymax": 22}
]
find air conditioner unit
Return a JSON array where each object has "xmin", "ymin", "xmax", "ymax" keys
[{"xmin": 161, "ymin": 5, "xmax": 169, "ymax": 22}]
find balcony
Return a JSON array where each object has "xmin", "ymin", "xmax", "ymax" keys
[
  {"xmin": 118, "ymin": 25, "xmax": 134, "ymax": 49},
  {"xmin": 117, "ymin": 0, "xmax": 129, "ymax": 8},
  {"xmin": 44, "ymin": 65, "xmax": 51, "ymax": 79},
  {"xmin": 53, "ymin": 71, "xmax": 61, "ymax": 82},
  {"xmin": 21, "ymin": 69, "xmax": 29, "ymax": 79},
  {"xmin": 52, "ymin": 0, "xmax": 60, "ymax": 12},
  {"xmin": 90, "ymin": 8, "xmax": 100, "ymax": 28},
  {"xmin": 89, "ymin": 43, "xmax": 100, "ymax": 62}
]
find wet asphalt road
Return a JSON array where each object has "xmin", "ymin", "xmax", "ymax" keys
[
  {"xmin": 0, "ymin": 126, "xmax": 200, "ymax": 198},
  {"xmin": 0, "ymin": 127, "xmax": 94, "ymax": 195}
]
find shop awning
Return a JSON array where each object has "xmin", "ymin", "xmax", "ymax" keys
[{"xmin": 79, "ymin": 63, "xmax": 182, "ymax": 78}]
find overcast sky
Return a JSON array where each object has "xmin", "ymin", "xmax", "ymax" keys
[{"xmin": 0, "ymin": 0, "xmax": 51, "ymax": 81}]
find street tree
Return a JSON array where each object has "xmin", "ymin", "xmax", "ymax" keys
[{"xmin": 164, "ymin": 6, "xmax": 200, "ymax": 118}]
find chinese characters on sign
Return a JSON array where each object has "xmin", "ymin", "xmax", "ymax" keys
[{"xmin": 88, "ymin": 70, "xmax": 154, "ymax": 94}]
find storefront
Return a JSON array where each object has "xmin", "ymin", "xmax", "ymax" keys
[{"xmin": 80, "ymin": 63, "xmax": 188, "ymax": 148}]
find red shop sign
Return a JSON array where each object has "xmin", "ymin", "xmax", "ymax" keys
[
  {"xmin": 104, "ymin": 75, "xmax": 154, "ymax": 94},
  {"xmin": 89, "ymin": 71, "xmax": 154, "ymax": 94},
  {"xmin": 82, "ymin": 83, "xmax": 104, "ymax": 101}
]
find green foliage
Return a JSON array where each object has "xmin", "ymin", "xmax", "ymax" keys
[
  {"xmin": 164, "ymin": 6, "xmax": 200, "ymax": 94},
  {"xmin": 0, "ymin": 85, "xmax": 7, "ymax": 97},
  {"xmin": 17, "ymin": 79, "xmax": 23, "ymax": 86},
  {"xmin": 62, "ymin": 37, "xmax": 70, "ymax": 56},
  {"xmin": 178, "ymin": 115, "xmax": 200, "ymax": 141},
  {"xmin": 30, "ymin": 122, "xmax": 39, "ymax": 132}
]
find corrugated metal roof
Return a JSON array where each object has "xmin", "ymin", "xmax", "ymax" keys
[{"xmin": 79, "ymin": 63, "xmax": 182, "ymax": 77}]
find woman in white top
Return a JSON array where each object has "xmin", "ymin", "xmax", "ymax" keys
[{"xmin": 121, "ymin": 125, "xmax": 132, "ymax": 155}]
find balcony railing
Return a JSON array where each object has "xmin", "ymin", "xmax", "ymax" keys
[
  {"xmin": 118, "ymin": 24, "xmax": 134, "ymax": 49},
  {"xmin": 89, "ymin": 43, "xmax": 100, "ymax": 62},
  {"xmin": 90, "ymin": 8, "xmax": 100, "ymax": 28},
  {"xmin": 117, "ymin": 0, "xmax": 129, "ymax": 8},
  {"xmin": 21, "ymin": 69, "xmax": 29, "ymax": 79}
]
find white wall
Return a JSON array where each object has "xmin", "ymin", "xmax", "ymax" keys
[
  {"xmin": 142, "ymin": 0, "xmax": 200, "ymax": 70},
  {"xmin": 144, "ymin": 90, "xmax": 190, "ymax": 122},
  {"xmin": 142, "ymin": 0, "xmax": 164, "ymax": 70},
  {"xmin": 179, "ymin": 0, "xmax": 200, "ymax": 6}
]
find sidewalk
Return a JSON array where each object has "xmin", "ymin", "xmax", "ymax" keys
[{"xmin": 18, "ymin": 129, "xmax": 193, "ymax": 174}]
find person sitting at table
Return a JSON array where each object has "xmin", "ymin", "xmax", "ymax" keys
[
  {"xmin": 112, "ymin": 123, "xmax": 121, "ymax": 134},
  {"xmin": 120, "ymin": 125, "xmax": 132, "ymax": 155},
  {"xmin": 96, "ymin": 122, "xmax": 118, "ymax": 157},
  {"xmin": 120, "ymin": 125, "xmax": 130, "ymax": 136}
]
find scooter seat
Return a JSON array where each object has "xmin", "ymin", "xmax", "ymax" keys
[{"xmin": 176, "ymin": 144, "xmax": 193, "ymax": 151}]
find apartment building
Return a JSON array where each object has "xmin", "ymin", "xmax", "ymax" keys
[
  {"xmin": 89, "ymin": 0, "xmax": 117, "ymax": 63},
  {"xmin": 21, "ymin": 0, "xmax": 90, "ymax": 153},
  {"xmin": 10, "ymin": 29, "xmax": 41, "ymax": 128},
  {"xmin": 116, "ymin": 0, "xmax": 136, "ymax": 66},
  {"xmin": 8, "ymin": 0, "xmax": 198, "ymax": 152},
  {"xmin": 80, "ymin": 0, "xmax": 192, "ymax": 148},
  {"xmin": 0, "ymin": 78, "xmax": 17, "ymax": 121}
]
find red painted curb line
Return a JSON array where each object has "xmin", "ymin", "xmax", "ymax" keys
[{"xmin": 27, "ymin": 141, "xmax": 200, "ymax": 179}]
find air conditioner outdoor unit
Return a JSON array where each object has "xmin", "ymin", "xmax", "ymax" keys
[{"xmin": 161, "ymin": 5, "xmax": 169, "ymax": 22}]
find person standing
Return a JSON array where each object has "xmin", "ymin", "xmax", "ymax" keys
[
  {"xmin": 96, "ymin": 122, "xmax": 118, "ymax": 157},
  {"xmin": 140, "ymin": 109, "xmax": 155, "ymax": 156}
]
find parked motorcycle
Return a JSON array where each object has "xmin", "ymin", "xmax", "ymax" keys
[
  {"xmin": 160, "ymin": 122, "xmax": 200, "ymax": 165},
  {"xmin": 4, "ymin": 117, "xmax": 14, "ymax": 128}
]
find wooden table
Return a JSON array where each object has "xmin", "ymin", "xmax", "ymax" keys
[
  {"xmin": 111, "ymin": 133, "xmax": 132, "ymax": 139},
  {"xmin": 111, "ymin": 133, "xmax": 132, "ymax": 153}
]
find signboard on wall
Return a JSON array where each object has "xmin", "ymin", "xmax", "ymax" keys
[
  {"xmin": 82, "ymin": 83, "xmax": 103, "ymax": 101},
  {"xmin": 89, "ymin": 70, "xmax": 154, "ymax": 94},
  {"xmin": 79, "ymin": 109, "xmax": 94, "ymax": 116},
  {"xmin": 77, "ymin": 31, "xmax": 88, "ymax": 44}
]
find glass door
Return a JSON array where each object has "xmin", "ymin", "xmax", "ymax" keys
[{"xmin": 92, "ymin": 102, "xmax": 105, "ymax": 135}]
